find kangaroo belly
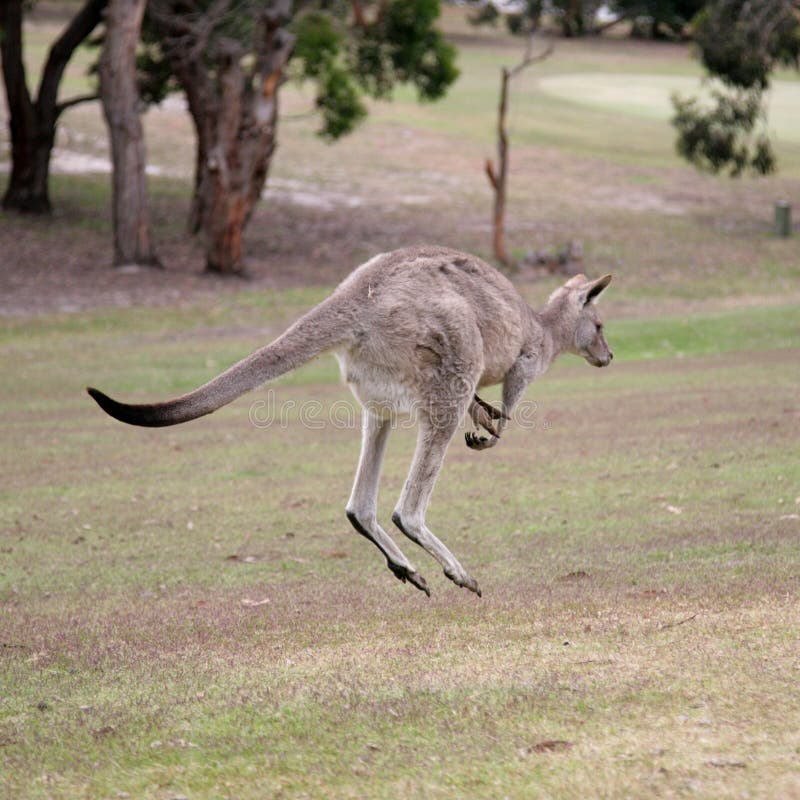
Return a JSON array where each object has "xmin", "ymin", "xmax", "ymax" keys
[{"xmin": 335, "ymin": 352, "xmax": 419, "ymax": 418}]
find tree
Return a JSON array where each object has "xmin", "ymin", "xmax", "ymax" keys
[
  {"xmin": 0, "ymin": 0, "xmax": 106, "ymax": 212},
  {"xmin": 671, "ymin": 0, "xmax": 800, "ymax": 176},
  {"xmin": 553, "ymin": 0, "xmax": 605, "ymax": 36},
  {"xmin": 485, "ymin": 34, "xmax": 554, "ymax": 266},
  {"xmin": 468, "ymin": 1, "xmax": 543, "ymax": 35},
  {"xmin": 468, "ymin": 1, "xmax": 606, "ymax": 37},
  {"xmin": 99, "ymin": 0, "xmax": 159, "ymax": 267},
  {"xmin": 144, "ymin": 0, "xmax": 459, "ymax": 275},
  {"xmin": 613, "ymin": 0, "xmax": 705, "ymax": 39}
]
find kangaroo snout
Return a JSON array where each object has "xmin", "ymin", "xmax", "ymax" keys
[{"xmin": 587, "ymin": 352, "xmax": 612, "ymax": 368}]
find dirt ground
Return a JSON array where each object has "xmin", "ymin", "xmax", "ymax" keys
[
  {"xmin": 2, "ymin": 14, "xmax": 798, "ymax": 318},
  {"xmin": 0, "ymin": 188, "xmax": 459, "ymax": 316}
]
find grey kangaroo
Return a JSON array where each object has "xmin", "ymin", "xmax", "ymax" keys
[{"xmin": 88, "ymin": 246, "xmax": 613, "ymax": 597}]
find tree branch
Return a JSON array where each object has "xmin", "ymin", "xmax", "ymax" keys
[
  {"xmin": 485, "ymin": 158, "xmax": 498, "ymax": 190},
  {"xmin": 56, "ymin": 92, "xmax": 100, "ymax": 116},
  {"xmin": 507, "ymin": 35, "xmax": 555, "ymax": 80},
  {"xmin": 36, "ymin": 0, "xmax": 106, "ymax": 119}
]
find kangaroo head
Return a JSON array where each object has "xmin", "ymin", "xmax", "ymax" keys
[{"xmin": 548, "ymin": 273, "xmax": 614, "ymax": 367}]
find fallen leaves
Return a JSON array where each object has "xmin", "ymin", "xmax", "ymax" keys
[{"xmin": 519, "ymin": 740, "xmax": 573, "ymax": 756}]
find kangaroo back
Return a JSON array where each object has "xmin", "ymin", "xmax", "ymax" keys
[{"xmin": 88, "ymin": 295, "xmax": 352, "ymax": 427}]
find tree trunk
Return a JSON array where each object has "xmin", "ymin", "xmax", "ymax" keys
[
  {"xmin": 0, "ymin": 0, "xmax": 106, "ymax": 213},
  {"xmin": 151, "ymin": 3, "xmax": 293, "ymax": 274},
  {"xmin": 485, "ymin": 37, "xmax": 553, "ymax": 269},
  {"xmin": 99, "ymin": 0, "xmax": 158, "ymax": 267},
  {"xmin": 0, "ymin": 0, "xmax": 50, "ymax": 212},
  {"xmin": 195, "ymin": 51, "xmax": 282, "ymax": 275},
  {"xmin": 2, "ymin": 117, "xmax": 55, "ymax": 213},
  {"xmin": 487, "ymin": 67, "xmax": 511, "ymax": 267}
]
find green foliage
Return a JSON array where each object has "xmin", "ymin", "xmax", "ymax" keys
[
  {"xmin": 466, "ymin": 1, "xmax": 546, "ymax": 37},
  {"xmin": 377, "ymin": 0, "xmax": 459, "ymax": 101},
  {"xmin": 671, "ymin": 88, "xmax": 776, "ymax": 176},
  {"xmin": 613, "ymin": 0, "xmax": 706, "ymax": 38},
  {"xmin": 291, "ymin": 11, "xmax": 367, "ymax": 138},
  {"xmin": 672, "ymin": 0, "xmax": 800, "ymax": 176},
  {"xmin": 316, "ymin": 63, "xmax": 368, "ymax": 139},
  {"xmin": 505, "ymin": 2, "xmax": 544, "ymax": 35},
  {"xmin": 136, "ymin": 39, "xmax": 175, "ymax": 106},
  {"xmin": 135, "ymin": 0, "xmax": 457, "ymax": 140},
  {"xmin": 693, "ymin": 0, "xmax": 800, "ymax": 90},
  {"xmin": 291, "ymin": 0, "xmax": 458, "ymax": 137},
  {"xmin": 291, "ymin": 11, "xmax": 342, "ymax": 79},
  {"xmin": 468, "ymin": 1, "xmax": 501, "ymax": 29}
]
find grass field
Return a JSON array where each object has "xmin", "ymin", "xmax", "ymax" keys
[
  {"xmin": 2, "ymin": 5, "xmax": 800, "ymax": 799},
  {"xmin": 2, "ymin": 298, "xmax": 800, "ymax": 799}
]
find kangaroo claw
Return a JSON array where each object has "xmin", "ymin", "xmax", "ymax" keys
[
  {"xmin": 388, "ymin": 561, "xmax": 430, "ymax": 596},
  {"xmin": 444, "ymin": 569, "xmax": 482, "ymax": 597},
  {"xmin": 465, "ymin": 431, "xmax": 499, "ymax": 451},
  {"xmin": 407, "ymin": 571, "xmax": 431, "ymax": 596}
]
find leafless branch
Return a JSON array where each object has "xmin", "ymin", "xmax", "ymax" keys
[
  {"xmin": 485, "ymin": 31, "xmax": 555, "ymax": 266},
  {"xmin": 56, "ymin": 92, "xmax": 99, "ymax": 116},
  {"xmin": 507, "ymin": 34, "xmax": 555, "ymax": 80}
]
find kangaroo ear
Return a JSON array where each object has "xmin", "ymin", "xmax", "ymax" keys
[
  {"xmin": 563, "ymin": 273, "xmax": 588, "ymax": 289},
  {"xmin": 580, "ymin": 274, "xmax": 612, "ymax": 306}
]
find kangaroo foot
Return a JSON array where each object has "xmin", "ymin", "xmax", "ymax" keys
[
  {"xmin": 465, "ymin": 431, "xmax": 499, "ymax": 450},
  {"xmin": 444, "ymin": 568, "xmax": 482, "ymax": 597},
  {"xmin": 388, "ymin": 561, "xmax": 430, "ymax": 596}
]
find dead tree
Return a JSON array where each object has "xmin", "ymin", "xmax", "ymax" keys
[
  {"xmin": 485, "ymin": 35, "xmax": 554, "ymax": 267},
  {"xmin": 99, "ymin": 0, "xmax": 159, "ymax": 267}
]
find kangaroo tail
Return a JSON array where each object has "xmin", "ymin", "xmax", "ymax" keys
[{"xmin": 87, "ymin": 296, "xmax": 350, "ymax": 427}]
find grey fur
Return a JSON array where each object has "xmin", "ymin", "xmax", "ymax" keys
[{"xmin": 88, "ymin": 245, "xmax": 613, "ymax": 596}]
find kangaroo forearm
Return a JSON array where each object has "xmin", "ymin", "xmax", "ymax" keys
[{"xmin": 500, "ymin": 363, "xmax": 532, "ymax": 423}]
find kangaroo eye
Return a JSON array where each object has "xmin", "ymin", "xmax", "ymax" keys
[{"xmin": 595, "ymin": 323, "xmax": 603, "ymax": 332}]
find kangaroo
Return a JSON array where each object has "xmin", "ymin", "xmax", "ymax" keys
[{"xmin": 88, "ymin": 246, "xmax": 613, "ymax": 597}]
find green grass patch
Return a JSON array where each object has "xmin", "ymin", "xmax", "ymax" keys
[{"xmin": 610, "ymin": 303, "xmax": 800, "ymax": 360}]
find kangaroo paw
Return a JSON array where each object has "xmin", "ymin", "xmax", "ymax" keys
[
  {"xmin": 388, "ymin": 562, "xmax": 430, "ymax": 596},
  {"xmin": 465, "ymin": 431, "xmax": 499, "ymax": 451},
  {"xmin": 468, "ymin": 395, "xmax": 508, "ymax": 439}
]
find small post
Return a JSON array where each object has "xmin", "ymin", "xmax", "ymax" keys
[{"xmin": 774, "ymin": 201, "xmax": 792, "ymax": 237}]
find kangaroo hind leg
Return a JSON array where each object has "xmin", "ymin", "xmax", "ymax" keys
[
  {"xmin": 392, "ymin": 416, "xmax": 481, "ymax": 597},
  {"xmin": 346, "ymin": 412, "xmax": 430, "ymax": 596}
]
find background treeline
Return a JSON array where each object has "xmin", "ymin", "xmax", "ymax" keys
[{"xmin": 1, "ymin": 0, "xmax": 797, "ymax": 274}]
